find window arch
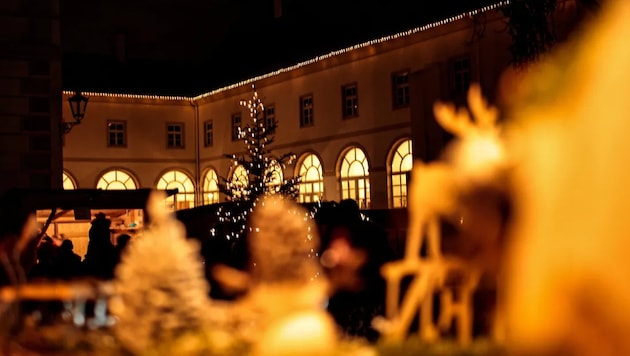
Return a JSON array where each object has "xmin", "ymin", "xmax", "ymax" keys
[
  {"xmin": 202, "ymin": 168, "xmax": 220, "ymax": 205},
  {"xmin": 62, "ymin": 170, "xmax": 77, "ymax": 190},
  {"xmin": 230, "ymin": 164, "xmax": 249, "ymax": 199},
  {"xmin": 266, "ymin": 160, "xmax": 283, "ymax": 193},
  {"xmin": 156, "ymin": 169, "xmax": 195, "ymax": 211},
  {"xmin": 297, "ymin": 153, "xmax": 323, "ymax": 203},
  {"xmin": 97, "ymin": 169, "xmax": 137, "ymax": 190},
  {"xmin": 339, "ymin": 146, "xmax": 371, "ymax": 209},
  {"xmin": 389, "ymin": 139, "xmax": 413, "ymax": 208}
]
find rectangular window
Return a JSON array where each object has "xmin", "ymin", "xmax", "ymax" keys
[
  {"xmin": 299, "ymin": 94, "xmax": 314, "ymax": 127},
  {"xmin": 342, "ymin": 83, "xmax": 359, "ymax": 119},
  {"xmin": 204, "ymin": 120, "xmax": 213, "ymax": 147},
  {"xmin": 166, "ymin": 122, "xmax": 184, "ymax": 148},
  {"xmin": 264, "ymin": 105, "xmax": 276, "ymax": 133},
  {"xmin": 391, "ymin": 173, "xmax": 408, "ymax": 208},
  {"xmin": 231, "ymin": 113, "xmax": 242, "ymax": 141},
  {"xmin": 107, "ymin": 120, "xmax": 126, "ymax": 147},
  {"xmin": 392, "ymin": 70, "xmax": 410, "ymax": 109},
  {"xmin": 453, "ymin": 57, "xmax": 471, "ymax": 94}
]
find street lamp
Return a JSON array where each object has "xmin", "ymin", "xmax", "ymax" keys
[{"xmin": 63, "ymin": 91, "xmax": 89, "ymax": 134}]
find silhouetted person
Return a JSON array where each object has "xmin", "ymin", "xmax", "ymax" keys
[
  {"xmin": 0, "ymin": 202, "xmax": 40, "ymax": 286},
  {"xmin": 55, "ymin": 239, "xmax": 82, "ymax": 279},
  {"xmin": 315, "ymin": 199, "xmax": 394, "ymax": 341},
  {"xmin": 82, "ymin": 213, "xmax": 116, "ymax": 279},
  {"xmin": 28, "ymin": 237, "xmax": 59, "ymax": 280}
]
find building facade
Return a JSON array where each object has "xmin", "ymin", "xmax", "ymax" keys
[{"xmin": 60, "ymin": 2, "xmax": 579, "ymax": 211}]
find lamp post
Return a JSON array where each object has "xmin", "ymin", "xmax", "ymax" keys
[{"xmin": 63, "ymin": 91, "xmax": 89, "ymax": 134}]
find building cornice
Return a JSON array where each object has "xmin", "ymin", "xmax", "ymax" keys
[
  {"xmin": 62, "ymin": 1, "xmax": 509, "ymax": 105},
  {"xmin": 60, "ymin": 92, "xmax": 193, "ymax": 106}
]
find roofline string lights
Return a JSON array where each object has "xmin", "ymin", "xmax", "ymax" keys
[{"xmin": 60, "ymin": 1, "xmax": 509, "ymax": 102}]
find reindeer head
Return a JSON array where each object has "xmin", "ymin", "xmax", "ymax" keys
[{"xmin": 434, "ymin": 84, "xmax": 507, "ymax": 186}]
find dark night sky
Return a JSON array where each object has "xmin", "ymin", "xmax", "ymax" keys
[{"xmin": 61, "ymin": 0, "xmax": 502, "ymax": 95}]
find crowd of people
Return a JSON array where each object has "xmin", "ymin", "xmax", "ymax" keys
[
  {"xmin": 28, "ymin": 213, "xmax": 131, "ymax": 281},
  {"xmin": 1, "ymin": 199, "xmax": 395, "ymax": 341}
]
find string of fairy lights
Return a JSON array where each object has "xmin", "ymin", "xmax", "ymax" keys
[{"xmin": 61, "ymin": 1, "xmax": 509, "ymax": 102}]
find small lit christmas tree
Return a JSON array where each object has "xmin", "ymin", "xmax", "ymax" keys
[{"xmin": 213, "ymin": 86, "xmax": 300, "ymax": 242}]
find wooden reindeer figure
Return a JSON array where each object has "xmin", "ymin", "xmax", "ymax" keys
[{"xmin": 374, "ymin": 84, "xmax": 507, "ymax": 346}]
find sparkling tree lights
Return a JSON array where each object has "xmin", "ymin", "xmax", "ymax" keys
[{"xmin": 213, "ymin": 86, "xmax": 300, "ymax": 242}]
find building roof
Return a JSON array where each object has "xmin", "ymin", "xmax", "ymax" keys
[{"xmin": 61, "ymin": 0, "xmax": 507, "ymax": 97}]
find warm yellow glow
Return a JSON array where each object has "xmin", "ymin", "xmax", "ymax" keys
[
  {"xmin": 203, "ymin": 169, "xmax": 220, "ymax": 205},
  {"xmin": 97, "ymin": 169, "xmax": 137, "ymax": 190},
  {"xmin": 456, "ymin": 134, "xmax": 505, "ymax": 177},
  {"xmin": 298, "ymin": 153, "xmax": 324, "ymax": 203},
  {"xmin": 62, "ymin": 170, "xmax": 76, "ymax": 190},
  {"xmin": 390, "ymin": 139, "xmax": 413, "ymax": 208},
  {"xmin": 231, "ymin": 164, "xmax": 249, "ymax": 198},
  {"xmin": 340, "ymin": 147, "xmax": 371, "ymax": 208},
  {"xmin": 157, "ymin": 170, "xmax": 195, "ymax": 210},
  {"xmin": 499, "ymin": 1, "xmax": 630, "ymax": 354},
  {"xmin": 256, "ymin": 311, "xmax": 338, "ymax": 356}
]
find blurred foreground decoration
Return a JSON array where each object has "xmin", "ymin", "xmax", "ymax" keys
[
  {"xmin": 113, "ymin": 193, "xmax": 352, "ymax": 355},
  {"xmin": 109, "ymin": 191, "xmax": 212, "ymax": 355},
  {"xmin": 499, "ymin": 0, "xmax": 630, "ymax": 354},
  {"xmin": 4, "ymin": 0, "xmax": 630, "ymax": 354},
  {"xmin": 374, "ymin": 85, "xmax": 506, "ymax": 346},
  {"xmin": 240, "ymin": 195, "xmax": 337, "ymax": 356},
  {"xmin": 377, "ymin": 0, "xmax": 630, "ymax": 355}
]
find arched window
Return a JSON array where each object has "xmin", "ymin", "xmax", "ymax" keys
[
  {"xmin": 230, "ymin": 164, "xmax": 249, "ymax": 199},
  {"xmin": 297, "ymin": 153, "xmax": 323, "ymax": 203},
  {"xmin": 156, "ymin": 169, "xmax": 195, "ymax": 211},
  {"xmin": 389, "ymin": 139, "xmax": 413, "ymax": 208},
  {"xmin": 62, "ymin": 170, "xmax": 77, "ymax": 189},
  {"xmin": 339, "ymin": 147, "xmax": 370, "ymax": 209},
  {"xmin": 202, "ymin": 169, "xmax": 220, "ymax": 205},
  {"xmin": 97, "ymin": 169, "xmax": 137, "ymax": 190},
  {"xmin": 266, "ymin": 160, "xmax": 283, "ymax": 193}
]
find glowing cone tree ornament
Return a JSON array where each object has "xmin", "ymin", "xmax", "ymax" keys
[{"xmin": 109, "ymin": 191, "xmax": 211, "ymax": 355}]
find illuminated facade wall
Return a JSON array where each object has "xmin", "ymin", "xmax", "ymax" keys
[
  {"xmin": 61, "ymin": 3, "xmax": 578, "ymax": 209},
  {"xmin": 62, "ymin": 100, "xmax": 194, "ymax": 186}
]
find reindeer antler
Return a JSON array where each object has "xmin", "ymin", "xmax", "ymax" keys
[
  {"xmin": 434, "ymin": 102, "xmax": 474, "ymax": 138},
  {"xmin": 434, "ymin": 84, "xmax": 499, "ymax": 137},
  {"xmin": 468, "ymin": 84, "xmax": 499, "ymax": 130}
]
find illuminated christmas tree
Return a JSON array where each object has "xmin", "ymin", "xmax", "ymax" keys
[{"xmin": 213, "ymin": 86, "xmax": 299, "ymax": 242}]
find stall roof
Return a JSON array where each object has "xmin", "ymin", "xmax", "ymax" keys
[{"xmin": 2, "ymin": 188, "xmax": 178, "ymax": 211}]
